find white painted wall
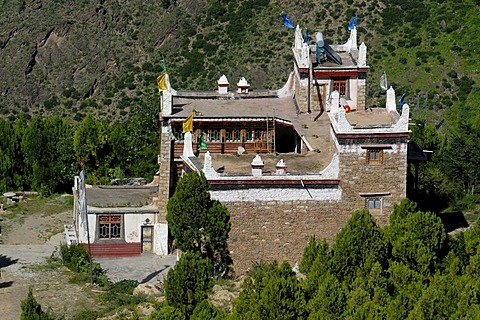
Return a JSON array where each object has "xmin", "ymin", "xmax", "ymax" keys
[
  {"xmin": 154, "ymin": 223, "xmax": 169, "ymax": 256},
  {"xmin": 210, "ymin": 186, "xmax": 342, "ymax": 202},
  {"xmin": 78, "ymin": 212, "xmax": 156, "ymax": 244},
  {"xmin": 124, "ymin": 213, "xmax": 156, "ymax": 243}
]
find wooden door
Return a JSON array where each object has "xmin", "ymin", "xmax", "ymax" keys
[{"xmin": 141, "ymin": 226, "xmax": 153, "ymax": 253}]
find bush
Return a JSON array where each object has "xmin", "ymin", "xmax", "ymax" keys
[
  {"xmin": 109, "ymin": 279, "xmax": 139, "ymax": 295},
  {"xmin": 60, "ymin": 244, "xmax": 109, "ymax": 286},
  {"xmin": 73, "ymin": 309, "xmax": 101, "ymax": 320},
  {"xmin": 21, "ymin": 288, "xmax": 50, "ymax": 320}
]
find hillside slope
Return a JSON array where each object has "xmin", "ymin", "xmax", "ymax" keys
[{"xmin": 0, "ymin": 0, "xmax": 479, "ymax": 122}]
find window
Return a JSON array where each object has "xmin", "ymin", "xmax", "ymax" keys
[
  {"xmin": 98, "ymin": 215, "xmax": 122, "ymax": 239},
  {"xmin": 225, "ymin": 129, "xmax": 232, "ymax": 142},
  {"xmin": 366, "ymin": 198, "xmax": 382, "ymax": 210},
  {"xmin": 246, "ymin": 129, "xmax": 253, "ymax": 141},
  {"xmin": 212, "ymin": 129, "xmax": 220, "ymax": 142},
  {"xmin": 366, "ymin": 149, "xmax": 384, "ymax": 164},
  {"xmin": 233, "ymin": 129, "xmax": 241, "ymax": 142},
  {"xmin": 333, "ymin": 78, "xmax": 348, "ymax": 96}
]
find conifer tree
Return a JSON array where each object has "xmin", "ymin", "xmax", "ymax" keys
[
  {"xmin": 166, "ymin": 171, "xmax": 231, "ymax": 263},
  {"xmin": 21, "ymin": 288, "xmax": 49, "ymax": 320},
  {"xmin": 164, "ymin": 252, "xmax": 213, "ymax": 318}
]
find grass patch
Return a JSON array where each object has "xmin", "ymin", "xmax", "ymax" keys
[
  {"xmin": 463, "ymin": 207, "xmax": 480, "ymax": 226},
  {"xmin": 28, "ymin": 257, "xmax": 64, "ymax": 272},
  {"xmin": 2, "ymin": 194, "xmax": 72, "ymax": 218}
]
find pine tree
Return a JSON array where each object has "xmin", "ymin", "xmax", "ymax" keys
[
  {"xmin": 166, "ymin": 171, "xmax": 231, "ymax": 263},
  {"xmin": 21, "ymin": 288, "xmax": 49, "ymax": 320},
  {"xmin": 164, "ymin": 252, "xmax": 213, "ymax": 317}
]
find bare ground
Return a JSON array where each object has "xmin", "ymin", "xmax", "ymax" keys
[{"xmin": 0, "ymin": 207, "xmax": 103, "ymax": 319}]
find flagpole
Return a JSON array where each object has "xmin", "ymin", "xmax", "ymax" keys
[
  {"xmin": 85, "ymin": 172, "xmax": 93, "ymax": 284},
  {"xmin": 80, "ymin": 169, "xmax": 93, "ymax": 284}
]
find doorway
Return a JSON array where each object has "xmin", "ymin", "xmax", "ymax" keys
[{"xmin": 141, "ymin": 226, "xmax": 153, "ymax": 253}]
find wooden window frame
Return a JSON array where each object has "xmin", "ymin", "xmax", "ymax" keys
[
  {"xmin": 246, "ymin": 129, "xmax": 253, "ymax": 141},
  {"xmin": 255, "ymin": 129, "xmax": 263, "ymax": 141},
  {"xmin": 332, "ymin": 78, "xmax": 348, "ymax": 97},
  {"xmin": 366, "ymin": 198, "xmax": 382, "ymax": 210},
  {"xmin": 212, "ymin": 129, "xmax": 220, "ymax": 142},
  {"xmin": 233, "ymin": 128, "xmax": 241, "ymax": 142},
  {"xmin": 98, "ymin": 215, "xmax": 123, "ymax": 240},
  {"xmin": 366, "ymin": 148, "xmax": 384, "ymax": 165}
]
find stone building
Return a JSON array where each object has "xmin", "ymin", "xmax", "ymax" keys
[
  {"xmin": 153, "ymin": 24, "xmax": 415, "ymax": 273},
  {"xmin": 71, "ymin": 24, "xmax": 415, "ymax": 270}
]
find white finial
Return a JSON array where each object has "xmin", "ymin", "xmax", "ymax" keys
[
  {"xmin": 330, "ymin": 91, "xmax": 340, "ymax": 113},
  {"xmin": 218, "ymin": 75, "xmax": 229, "ymax": 94},
  {"xmin": 251, "ymin": 155, "xmax": 264, "ymax": 177},
  {"xmin": 276, "ymin": 159, "xmax": 287, "ymax": 175},
  {"xmin": 386, "ymin": 87, "xmax": 396, "ymax": 113},
  {"xmin": 183, "ymin": 132, "xmax": 195, "ymax": 157},
  {"xmin": 358, "ymin": 42, "xmax": 367, "ymax": 67}
]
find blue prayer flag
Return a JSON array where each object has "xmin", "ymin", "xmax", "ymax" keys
[
  {"xmin": 348, "ymin": 15, "xmax": 357, "ymax": 31},
  {"xmin": 282, "ymin": 13, "xmax": 295, "ymax": 29},
  {"xmin": 304, "ymin": 28, "xmax": 309, "ymax": 43},
  {"xmin": 399, "ymin": 93, "xmax": 406, "ymax": 110}
]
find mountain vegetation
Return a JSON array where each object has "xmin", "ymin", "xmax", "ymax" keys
[
  {"xmin": 5, "ymin": 1, "xmax": 480, "ymax": 318},
  {"xmin": 1, "ymin": 0, "xmax": 479, "ymax": 122}
]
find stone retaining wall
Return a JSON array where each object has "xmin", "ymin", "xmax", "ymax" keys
[{"xmin": 224, "ymin": 199, "xmax": 354, "ymax": 274}]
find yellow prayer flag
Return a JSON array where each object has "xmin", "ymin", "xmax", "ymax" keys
[
  {"xmin": 182, "ymin": 113, "xmax": 194, "ymax": 133},
  {"xmin": 156, "ymin": 73, "xmax": 167, "ymax": 92}
]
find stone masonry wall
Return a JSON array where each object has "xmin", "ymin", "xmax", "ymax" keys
[
  {"xmin": 223, "ymin": 144, "xmax": 407, "ymax": 274},
  {"xmin": 157, "ymin": 131, "xmax": 172, "ymax": 223},
  {"xmin": 224, "ymin": 199, "xmax": 354, "ymax": 275},
  {"xmin": 294, "ymin": 71, "xmax": 309, "ymax": 113},
  {"xmin": 338, "ymin": 145, "xmax": 408, "ymax": 226}
]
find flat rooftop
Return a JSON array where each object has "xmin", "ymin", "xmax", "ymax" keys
[
  {"xmin": 169, "ymin": 94, "xmax": 396, "ymax": 174},
  {"xmin": 86, "ymin": 186, "xmax": 157, "ymax": 208},
  {"xmin": 171, "ymin": 95, "xmax": 297, "ymax": 119}
]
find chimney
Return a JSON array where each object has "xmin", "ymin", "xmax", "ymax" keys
[
  {"xmin": 217, "ymin": 75, "xmax": 229, "ymax": 94},
  {"xmin": 237, "ymin": 77, "xmax": 250, "ymax": 94},
  {"xmin": 251, "ymin": 155, "xmax": 264, "ymax": 177}
]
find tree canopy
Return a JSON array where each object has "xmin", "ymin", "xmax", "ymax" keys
[{"xmin": 166, "ymin": 171, "xmax": 231, "ymax": 264}]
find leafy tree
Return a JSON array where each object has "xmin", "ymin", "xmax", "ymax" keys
[
  {"xmin": 344, "ymin": 262, "xmax": 391, "ymax": 319},
  {"xmin": 386, "ymin": 200, "xmax": 446, "ymax": 275},
  {"xmin": 73, "ymin": 114, "xmax": 108, "ymax": 172},
  {"xmin": 22, "ymin": 116, "xmax": 75, "ymax": 195},
  {"xmin": 0, "ymin": 119, "xmax": 16, "ymax": 192},
  {"xmin": 232, "ymin": 261, "xmax": 306, "ymax": 320},
  {"xmin": 303, "ymin": 239, "xmax": 332, "ymax": 297},
  {"xmin": 307, "ymin": 272, "xmax": 346, "ymax": 319},
  {"xmin": 191, "ymin": 300, "xmax": 226, "ymax": 320},
  {"xmin": 21, "ymin": 287, "xmax": 50, "ymax": 320},
  {"xmin": 330, "ymin": 210, "xmax": 389, "ymax": 284},
  {"xmin": 122, "ymin": 97, "xmax": 160, "ymax": 179},
  {"xmin": 386, "ymin": 262, "xmax": 426, "ymax": 320},
  {"xmin": 149, "ymin": 305, "xmax": 186, "ymax": 320},
  {"xmin": 167, "ymin": 171, "xmax": 231, "ymax": 263},
  {"xmin": 299, "ymin": 235, "xmax": 319, "ymax": 274},
  {"xmin": 407, "ymin": 274, "xmax": 459, "ymax": 319},
  {"xmin": 164, "ymin": 252, "xmax": 213, "ymax": 317},
  {"xmin": 440, "ymin": 97, "xmax": 480, "ymax": 197}
]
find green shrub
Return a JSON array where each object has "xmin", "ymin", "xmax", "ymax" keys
[
  {"xmin": 21, "ymin": 288, "xmax": 50, "ymax": 320},
  {"xmin": 110, "ymin": 279, "xmax": 140, "ymax": 295},
  {"xmin": 60, "ymin": 243, "xmax": 109, "ymax": 286},
  {"xmin": 74, "ymin": 309, "xmax": 101, "ymax": 320}
]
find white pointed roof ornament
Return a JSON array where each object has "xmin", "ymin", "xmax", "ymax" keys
[
  {"xmin": 218, "ymin": 74, "xmax": 229, "ymax": 85},
  {"xmin": 237, "ymin": 77, "xmax": 249, "ymax": 87}
]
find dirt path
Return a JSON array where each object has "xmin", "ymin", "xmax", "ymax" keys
[
  {"xmin": 0, "ymin": 200, "xmax": 176, "ymax": 319},
  {"xmin": 0, "ymin": 208, "xmax": 103, "ymax": 319}
]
